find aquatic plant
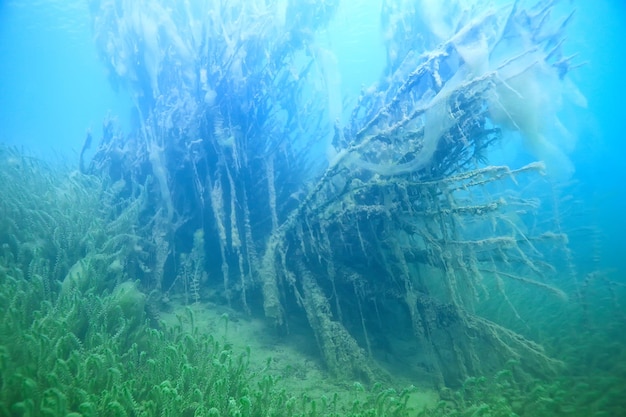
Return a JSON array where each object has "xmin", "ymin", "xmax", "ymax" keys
[
  {"xmin": 0, "ymin": 142, "xmax": 624, "ymax": 417},
  {"xmin": 0, "ymin": 236, "xmax": 425, "ymax": 416},
  {"xmin": 81, "ymin": 0, "xmax": 589, "ymax": 386}
]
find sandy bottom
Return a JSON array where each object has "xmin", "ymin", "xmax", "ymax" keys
[{"xmin": 160, "ymin": 297, "xmax": 441, "ymax": 411}]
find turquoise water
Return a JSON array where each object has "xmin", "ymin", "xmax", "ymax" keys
[{"xmin": 0, "ymin": 1, "xmax": 624, "ymax": 415}]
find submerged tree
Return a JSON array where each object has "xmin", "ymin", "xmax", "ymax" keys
[{"xmin": 86, "ymin": 0, "xmax": 583, "ymax": 386}]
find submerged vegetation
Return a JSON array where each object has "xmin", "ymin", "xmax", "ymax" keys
[
  {"xmin": 1, "ymin": 0, "xmax": 625, "ymax": 415},
  {"xmin": 84, "ymin": 0, "xmax": 587, "ymax": 385},
  {"xmin": 0, "ymin": 146, "xmax": 624, "ymax": 415}
]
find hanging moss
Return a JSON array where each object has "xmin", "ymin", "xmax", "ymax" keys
[{"xmin": 2, "ymin": 0, "xmax": 623, "ymax": 415}]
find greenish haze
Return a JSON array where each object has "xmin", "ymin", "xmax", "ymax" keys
[
  {"xmin": 0, "ymin": 262, "xmax": 419, "ymax": 417},
  {"xmin": 1, "ymin": 147, "xmax": 624, "ymax": 416},
  {"xmin": 1, "ymin": 262, "xmax": 625, "ymax": 417}
]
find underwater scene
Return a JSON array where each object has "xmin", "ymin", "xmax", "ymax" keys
[{"xmin": 0, "ymin": 0, "xmax": 625, "ymax": 416}]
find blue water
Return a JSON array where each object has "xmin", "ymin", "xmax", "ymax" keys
[
  {"xmin": 1, "ymin": 0, "xmax": 625, "ymax": 414},
  {"xmin": 0, "ymin": 0, "xmax": 133, "ymax": 150},
  {"xmin": 2, "ymin": 0, "xmax": 623, "ymax": 273}
]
